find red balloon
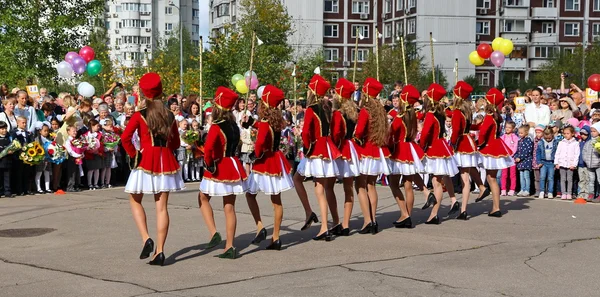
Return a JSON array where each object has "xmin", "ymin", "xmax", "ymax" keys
[
  {"xmin": 477, "ymin": 43, "xmax": 493, "ymax": 59},
  {"xmin": 588, "ymin": 74, "xmax": 600, "ymax": 92},
  {"xmin": 79, "ymin": 46, "xmax": 95, "ymax": 63}
]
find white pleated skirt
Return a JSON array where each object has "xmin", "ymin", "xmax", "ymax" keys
[
  {"xmin": 424, "ymin": 156, "xmax": 459, "ymax": 177},
  {"xmin": 479, "ymin": 154, "xmax": 515, "ymax": 170},
  {"xmin": 296, "ymin": 143, "xmax": 340, "ymax": 178},
  {"xmin": 248, "ymin": 158, "xmax": 294, "ymax": 195},
  {"xmin": 454, "ymin": 152, "xmax": 480, "ymax": 168},
  {"xmin": 200, "ymin": 158, "xmax": 248, "ymax": 197},
  {"xmin": 125, "ymin": 169, "xmax": 185, "ymax": 194},
  {"xmin": 359, "ymin": 148, "xmax": 391, "ymax": 176},
  {"xmin": 389, "ymin": 145, "xmax": 425, "ymax": 175},
  {"xmin": 335, "ymin": 141, "xmax": 361, "ymax": 178}
]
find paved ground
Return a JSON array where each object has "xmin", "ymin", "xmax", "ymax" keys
[{"xmin": 0, "ymin": 183, "xmax": 599, "ymax": 297}]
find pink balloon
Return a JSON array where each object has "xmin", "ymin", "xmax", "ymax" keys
[
  {"xmin": 246, "ymin": 76, "xmax": 259, "ymax": 90},
  {"xmin": 65, "ymin": 52, "xmax": 79, "ymax": 64},
  {"xmin": 79, "ymin": 46, "xmax": 96, "ymax": 63},
  {"xmin": 490, "ymin": 51, "xmax": 505, "ymax": 67}
]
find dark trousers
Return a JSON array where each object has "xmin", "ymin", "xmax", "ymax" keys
[
  {"xmin": 0, "ymin": 168, "xmax": 11, "ymax": 195},
  {"xmin": 52, "ymin": 163, "xmax": 63, "ymax": 191},
  {"xmin": 12, "ymin": 160, "xmax": 33, "ymax": 194},
  {"xmin": 66, "ymin": 158, "xmax": 80, "ymax": 190}
]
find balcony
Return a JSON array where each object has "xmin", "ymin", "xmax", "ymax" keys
[
  {"xmin": 531, "ymin": 7, "xmax": 558, "ymax": 19},
  {"xmin": 503, "ymin": 58, "xmax": 527, "ymax": 70},
  {"xmin": 531, "ymin": 32, "xmax": 558, "ymax": 44},
  {"xmin": 530, "ymin": 59, "xmax": 550, "ymax": 70}
]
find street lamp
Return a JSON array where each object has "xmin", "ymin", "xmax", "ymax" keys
[{"xmin": 169, "ymin": 0, "xmax": 184, "ymax": 96}]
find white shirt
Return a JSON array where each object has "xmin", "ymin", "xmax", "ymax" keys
[{"xmin": 524, "ymin": 103, "xmax": 551, "ymax": 127}]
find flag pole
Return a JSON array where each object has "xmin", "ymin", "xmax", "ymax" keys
[
  {"xmin": 352, "ymin": 28, "xmax": 359, "ymax": 83},
  {"xmin": 199, "ymin": 35, "xmax": 204, "ymax": 124},
  {"xmin": 292, "ymin": 63, "xmax": 297, "ymax": 123},
  {"xmin": 429, "ymin": 32, "xmax": 435, "ymax": 83},
  {"xmin": 400, "ymin": 36, "xmax": 408, "ymax": 84},
  {"xmin": 376, "ymin": 27, "xmax": 380, "ymax": 81},
  {"xmin": 244, "ymin": 31, "xmax": 257, "ymax": 114},
  {"xmin": 454, "ymin": 58, "xmax": 458, "ymax": 84}
]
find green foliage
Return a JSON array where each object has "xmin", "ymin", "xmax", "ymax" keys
[
  {"xmin": 463, "ymin": 75, "xmax": 483, "ymax": 94},
  {"xmin": 0, "ymin": 0, "xmax": 104, "ymax": 87},
  {"xmin": 79, "ymin": 27, "xmax": 114, "ymax": 94},
  {"xmin": 533, "ymin": 42, "xmax": 600, "ymax": 89},
  {"xmin": 278, "ymin": 51, "xmax": 334, "ymax": 100}
]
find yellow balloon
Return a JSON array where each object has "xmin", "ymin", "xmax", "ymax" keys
[
  {"xmin": 492, "ymin": 37, "xmax": 504, "ymax": 51},
  {"xmin": 499, "ymin": 39, "xmax": 514, "ymax": 56},
  {"xmin": 235, "ymin": 79, "xmax": 249, "ymax": 94},
  {"xmin": 469, "ymin": 51, "xmax": 485, "ymax": 66}
]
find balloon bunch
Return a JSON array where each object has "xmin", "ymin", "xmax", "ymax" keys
[
  {"xmin": 231, "ymin": 71, "xmax": 259, "ymax": 94},
  {"xmin": 469, "ymin": 37, "xmax": 514, "ymax": 68},
  {"xmin": 56, "ymin": 46, "xmax": 103, "ymax": 78}
]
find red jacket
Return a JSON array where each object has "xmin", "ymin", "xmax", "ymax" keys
[
  {"xmin": 419, "ymin": 112, "xmax": 453, "ymax": 158},
  {"xmin": 450, "ymin": 109, "xmax": 478, "ymax": 154},
  {"xmin": 388, "ymin": 114, "xmax": 424, "ymax": 162},
  {"xmin": 478, "ymin": 114, "xmax": 512, "ymax": 158},
  {"xmin": 331, "ymin": 110, "xmax": 360, "ymax": 160},
  {"xmin": 302, "ymin": 104, "xmax": 341, "ymax": 160},
  {"xmin": 354, "ymin": 108, "xmax": 391, "ymax": 158},
  {"xmin": 252, "ymin": 120, "xmax": 291, "ymax": 176},
  {"xmin": 122, "ymin": 110, "xmax": 180, "ymax": 174},
  {"xmin": 203, "ymin": 120, "xmax": 248, "ymax": 182}
]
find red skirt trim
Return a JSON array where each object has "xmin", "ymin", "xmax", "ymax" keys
[
  {"xmin": 137, "ymin": 147, "xmax": 181, "ymax": 175},
  {"xmin": 204, "ymin": 157, "xmax": 248, "ymax": 182}
]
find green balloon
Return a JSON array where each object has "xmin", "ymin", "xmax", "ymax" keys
[
  {"xmin": 87, "ymin": 60, "xmax": 102, "ymax": 77},
  {"xmin": 231, "ymin": 74, "xmax": 244, "ymax": 86}
]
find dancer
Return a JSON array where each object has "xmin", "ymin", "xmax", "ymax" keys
[
  {"xmin": 477, "ymin": 88, "xmax": 515, "ymax": 217},
  {"xmin": 122, "ymin": 73, "xmax": 184, "ymax": 266},
  {"xmin": 450, "ymin": 81, "xmax": 490, "ymax": 220},
  {"xmin": 388, "ymin": 85, "xmax": 425, "ymax": 229},
  {"xmin": 198, "ymin": 87, "xmax": 248, "ymax": 259},
  {"xmin": 245, "ymin": 85, "xmax": 294, "ymax": 250},
  {"xmin": 330, "ymin": 78, "xmax": 361, "ymax": 236},
  {"xmin": 297, "ymin": 74, "xmax": 341, "ymax": 241},
  {"xmin": 419, "ymin": 83, "xmax": 459, "ymax": 225},
  {"xmin": 354, "ymin": 77, "xmax": 391, "ymax": 234}
]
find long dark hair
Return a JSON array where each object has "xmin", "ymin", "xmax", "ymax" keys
[
  {"xmin": 360, "ymin": 94, "xmax": 388, "ymax": 146},
  {"xmin": 212, "ymin": 106, "xmax": 235, "ymax": 124},
  {"xmin": 402, "ymin": 104, "xmax": 418, "ymax": 142},
  {"xmin": 307, "ymin": 91, "xmax": 332, "ymax": 123},
  {"xmin": 146, "ymin": 99, "xmax": 174, "ymax": 138}
]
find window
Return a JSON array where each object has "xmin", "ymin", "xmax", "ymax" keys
[
  {"xmin": 385, "ymin": 0, "xmax": 392, "ymax": 13},
  {"xmin": 563, "ymin": 47, "xmax": 575, "ymax": 54},
  {"xmin": 165, "ymin": 23, "xmax": 173, "ymax": 32},
  {"xmin": 594, "ymin": 0, "xmax": 600, "ymax": 11},
  {"xmin": 476, "ymin": 21, "xmax": 490, "ymax": 35},
  {"xmin": 565, "ymin": 0, "xmax": 580, "ymax": 11},
  {"xmin": 325, "ymin": 0, "xmax": 339, "ymax": 13},
  {"xmin": 193, "ymin": 9, "xmax": 199, "ymax": 18},
  {"xmin": 352, "ymin": 1, "xmax": 369, "ymax": 14},
  {"xmin": 408, "ymin": 0, "xmax": 416, "ymax": 8},
  {"xmin": 331, "ymin": 72, "xmax": 339, "ymax": 82},
  {"xmin": 324, "ymin": 24, "xmax": 339, "ymax": 38},
  {"xmin": 115, "ymin": 38, "xmax": 121, "ymax": 45},
  {"xmin": 324, "ymin": 48, "xmax": 339, "ymax": 62},
  {"xmin": 503, "ymin": 20, "xmax": 525, "ymax": 32},
  {"xmin": 351, "ymin": 24, "xmax": 370, "ymax": 38},
  {"xmin": 503, "ymin": 0, "xmax": 524, "ymax": 5},
  {"xmin": 593, "ymin": 23, "xmax": 600, "ymax": 37},
  {"xmin": 534, "ymin": 46, "xmax": 556, "ymax": 58},
  {"xmin": 232, "ymin": 1, "xmax": 237, "ymax": 16},
  {"xmin": 140, "ymin": 4, "xmax": 150, "ymax": 12},
  {"xmin": 476, "ymin": 0, "xmax": 491, "ymax": 8},
  {"xmin": 165, "ymin": 6, "xmax": 173, "ymax": 15},
  {"xmin": 115, "ymin": 5, "xmax": 122, "ymax": 12},
  {"xmin": 105, "ymin": 21, "xmax": 111, "ymax": 30},
  {"xmin": 476, "ymin": 72, "xmax": 489, "ymax": 86},
  {"xmin": 123, "ymin": 3, "xmax": 140, "ymax": 11},
  {"xmin": 542, "ymin": 22, "xmax": 554, "ymax": 33},
  {"xmin": 395, "ymin": 21, "xmax": 404, "ymax": 36},
  {"xmin": 351, "ymin": 49, "xmax": 369, "ymax": 62},
  {"xmin": 193, "ymin": 25, "xmax": 199, "ymax": 33},
  {"xmin": 543, "ymin": 0, "xmax": 554, "ymax": 7},
  {"xmin": 407, "ymin": 18, "xmax": 416, "ymax": 34},
  {"xmin": 396, "ymin": 0, "xmax": 403, "ymax": 11},
  {"xmin": 384, "ymin": 23, "xmax": 392, "ymax": 38},
  {"xmin": 126, "ymin": 52, "xmax": 143, "ymax": 61},
  {"xmin": 140, "ymin": 20, "xmax": 150, "ymax": 28},
  {"xmin": 118, "ymin": 22, "xmax": 122, "ymax": 28},
  {"xmin": 122, "ymin": 19, "xmax": 140, "ymax": 28},
  {"xmin": 564, "ymin": 22, "xmax": 580, "ymax": 36},
  {"xmin": 140, "ymin": 37, "xmax": 151, "ymax": 44},
  {"xmin": 217, "ymin": 3, "xmax": 230, "ymax": 17}
]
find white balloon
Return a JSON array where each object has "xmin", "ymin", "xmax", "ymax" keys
[
  {"xmin": 56, "ymin": 61, "xmax": 74, "ymax": 78},
  {"xmin": 257, "ymin": 85, "xmax": 266, "ymax": 98},
  {"xmin": 77, "ymin": 82, "xmax": 95, "ymax": 97}
]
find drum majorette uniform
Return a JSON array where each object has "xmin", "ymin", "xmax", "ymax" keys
[
  {"xmin": 199, "ymin": 87, "xmax": 248, "ymax": 196},
  {"xmin": 297, "ymin": 74, "xmax": 341, "ymax": 178},
  {"xmin": 478, "ymin": 88, "xmax": 515, "ymax": 170},
  {"xmin": 388, "ymin": 108, "xmax": 398, "ymax": 119},
  {"xmin": 355, "ymin": 77, "xmax": 391, "ymax": 176},
  {"xmin": 450, "ymin": 81, "xmax": 479, "ymax": 168},
  {"xmin": 123, "ymin": 73, "xmax": 185, "ymax": 194},
  {"xmin": 331, "ymin": 78, "xmax": 361, "ymax": 178},
  {"xmin": 388, "ymin": 84, "xmax": 425, "ymax": 175},
  {"xmin": 419, "ymin": 83, "xmax": 459, "ymax": 176},
  {"xmin": 247, "ymin": 85, "xmax": 294, "ymax": 195}
]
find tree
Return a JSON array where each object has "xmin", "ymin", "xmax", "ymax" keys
[
  {"xmin": 80, "ymin": 27, "xmax": 115, "ymax": 94},
  {"xmin": 0, "ymin": 0, "xmax": 104, "ymax": 87},
  {"xmin": 533, "ymin": 42, "xmax": 600, "ymax": 89}
]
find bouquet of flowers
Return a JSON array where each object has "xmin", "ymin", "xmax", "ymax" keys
[
  {"xmin": 85, "ymin": 134, "xmax": 100, "ymax": 153},
  {"xmin": 70, "ymin": 137, "xmax": 88, "ymax": 165},
  {"xmin": 49, "ymin": 131, "xmax": 57, "ymax": 140},
  {"xmin": 44, "ymin": 141, "xmax": 67, "ymax": 164},
  {"xmin": 19, "ymin": 141, "xmax": 45, "ymax": 165},
  {"xmin": 250, "ymin": 128, "xmax": 258, "ymax": 142},
  {"xmin": 0, "ymin": 139, "xmax": 22, "ymax": 159},
  {"xmin": 103, "ymin": 132, "xmax": 121, "ymax": 150},
  {"xmin": 279, "ymin": 134, "xmax": 290, "ymax": 156},
  {"xmin": 182, "ymin": 130, "xmax": 200, "ymax": 148},
  {"xmin": 594, "ymin": 138, "xmax": 600, "ymax": 154}
]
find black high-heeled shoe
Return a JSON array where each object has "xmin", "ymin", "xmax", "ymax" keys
[
  {"xmin": 448, "ymin": 202, "xmax": 460, "ymax": 215},
  {"xmin": 371, "ymin": 222, "xmax": 379, "ymax": 235},
  {"xmin": 476, "ymin": 187, "xmax": 491, "ymax": 202},
  {"xmin": 456, "ymin": 211, "xmax": 468, "ymax": 220},
  {"xmin": 265, "ymin": 239, "xmax": 282, "ymax": 250},
  {"xmin": 300, "ymin": 212, "xmax": 319, "ymax": 231},
  {"xmin": 148, "ymin": 252, "xmax": 165, "ymax": 266},
  {"xmin": 251, "ymin": 228, "xmax": 267, "ymax": 244},
  {"xmin": 358, "ymin": 222, "xmax": 372, "ymax": 234},
  {"xmin": 329, "ymin": 224, "xmax": 343, "ymax": 236},
  {"xmin": 488, "ymin": 210, "xmax": 502, "ymax": 217},
  {"xmin": 312, "ymin": 231, "xmax": 332, "ymax": 241},
  {"xmin": 422, "ymin": 192, "xmax": 437, "ymax": 209},
  {"xmin": 340, "ymin": 228, "xmax": 350, "ymax": 236},
  {"xmin": 206, "ymin": 232, "xmax": 222, "ymax": 249},
  {"xmin": 425, "ymin": 216, "xmax": 440, "ymax": 225},
  {"xmin": 139, "ymin": 238, "xmax": 154, "ymax": 259},
  {"xmin": 217, "ymin": 247, "xmax": 237, "ymax": 259},
  {"xmin": 394, "ymin": 217, "xmax": 413, "ymax": 228}
]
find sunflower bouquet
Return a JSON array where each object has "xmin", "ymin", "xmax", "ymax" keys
[
  {"xmin": 0, "ymin": 139, "xmax": 22, "ymax": 159},
  {"xmin": 19, "ymin": 141, "xmax": 45, "ymax": 165},
  {"xmin": 182, "ymin": 130, "xmax": 200, "ymax": 148},
  {"xmin": 103, "ymin": 132, "xmax": 121, "ymax": 150},
  {"xmin": 44, "ymin": 141, "xmax": 67, "ymax": 164}
]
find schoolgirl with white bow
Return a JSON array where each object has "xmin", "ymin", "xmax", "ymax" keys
[{"xmin": 33, "ymin": 121, "xmax": 53, "ymax": 194}]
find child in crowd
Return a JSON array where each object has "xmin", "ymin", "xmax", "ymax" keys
[
  {"xmin": 64, "ymin": 126, "xmax": 82, "ymax": 192},
  {"xmin": 177, "ymin": 119, "xmax": 190, "ymax": 182},
  {"xmin": 188, "ymin": 120, "xmax": 202, "ymax": 181},
  {"xmin": 500, "ymin": 121, "xmax": 519, "ymax": 196},
  {"xmin": 100, "ymin": 119, "xmax": 116, "ymax": 188},
  {"xmin": 514, "ymin": 125, "xmax": 533, "ymax": 196},
  {"xmin": 34, "ymin": 122, "xmax": 53, "ymax": 193},
  {"xmin": 549, "ymin": 121, "xmax": 564, "ymax": 142},
  {"xmin": 239, "ymin": 116, "xmax": 254, "ymax": 175},
  {"xmin": 532, "ymin": 125, "xmax": 545, "ymax": 196},
  {"xmin": 577, "ymin": 126, "xmax": 591, "ymax": 200},
  {"xmin": 11, "ymin": 117, "xmax": 34, "ymax": 196},
  {"xmin": 83, "ymin": 119, "xmax": 103, "ymax": 190},
  {"xmin": 554, "ymin": 126, "xmax": 580, "ymax": 200},
  {"xmin": 536, "ymin": 128, "xmax": 558, "ymax": 199},
  {"xmin": 582, "ymin": 123, "xmax": 600, "ymax": 203},
  {"xmin": 0, "ymin": 121, "xmax": 15, "ymax": 197}
]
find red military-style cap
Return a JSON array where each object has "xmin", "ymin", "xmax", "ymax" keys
[
  {"xmin": 445, "ymin": 107, "xmax": 453, "ymax": 118},
  {"xmin": 139, "ymin": 72, "xmax": 163, "ymax": 99},
  {"xmin": 214, "ymin": 86, "xmax": 239, "ymax": 111},
  {"xmin": 362, "ymin": 77, "xmax": 383, "ymax": 98},
  {"xmin": 486, "ymin": 88, "xmax": 504, "ymax": 108},
  {"xmin": 426, "ymin": 83, "xmax": 446, "ymax": 102},
  {"xmin": 308, "ymin": 74, "xmax": 331, "ymax": 97},
  {"xmin": 335, "ymin": 78, "xmax": 355, "ymax": 100},
  {"xmin": 453, "ymin": 81, "xmax": 473, "ymax": 99},
  {"xmin": 401, "ymin": 84, "xmax": 420, "ymax": 106},
  {"xmin": 261, "ymin": 85, "xmax": 285, "ymax": 109}
]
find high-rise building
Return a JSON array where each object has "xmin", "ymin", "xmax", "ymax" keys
[{"xmin": 104, "ymin": 0, "xmax": 201, "ymax": 68}]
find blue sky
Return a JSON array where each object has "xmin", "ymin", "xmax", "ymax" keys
[{"xmin": 199, "ymin": 0, "xmax": 210, "ymax": 48}]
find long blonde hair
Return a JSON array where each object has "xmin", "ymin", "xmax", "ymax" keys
[
  {"xmin": 360, "ymin": 94, "xmax": 388, "ymax": 146},
  {"xmin": 333, "ymin": 94, "xmax": 358, "ymax": 121}
]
